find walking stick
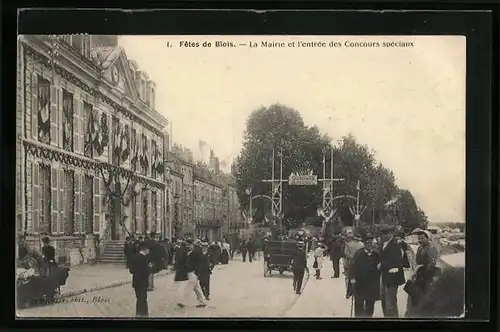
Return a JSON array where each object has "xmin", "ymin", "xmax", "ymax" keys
[{"xmin": 350, "ymin": 295, "xmax": 354, "ymax": 317}]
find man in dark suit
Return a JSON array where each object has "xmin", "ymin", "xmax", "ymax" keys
[
  {"xmin": 292, "ymin": 241, "xmax": 308, "ymax": 294},
  {"xmin": 329, "ymin": 234, "xmax": 343, "ymax": 278},
  {"xmin": 123, "ymin": 236, "xmax": 135, "ymax": 269},
  {"xmin": 349, "ymin": 235, "xmax": 381, "ymax": 317},
  {"xmin": 379, "ymin": 227, "xmax": 410, "ymax": 317},
  {"xmin": 197, "ymin": 242, "xmax": 213, "ymax": 300},
  {"xmin": 129, "ymin": 241, "xmax": 152, "ymax": 317},
  {"xmin": 240, "ymin": 240, "xmax": 248, "ymax": 262}
]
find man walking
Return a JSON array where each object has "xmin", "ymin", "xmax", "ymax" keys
[
  {"xmin": 240, "ymin": 239, "xmax": 248, "ymax": 263},
  {"xmin": 197, "ymin": 242, "xmax": 213, "ymax": 300},
  {"xmin": 329, "ymin": 234, "xmax": 343, "ymax": 278},
  {"xmin": 379, "ymin": 227, "xmax": 410, "ymax": 317},
  {"xmin": 129, "ymin": 241, "xmax": 152, "ymax": 317},
  {"xmin": 247, "ymin": 238, "xmax": 256, "ymax": 263},
  {"xmin": 292, "ymin": 241, "xmax": 308, "ymax": 294},
  {"xmin": 178, "ymin": 238, "xmax": 206, "ymax": 308}
]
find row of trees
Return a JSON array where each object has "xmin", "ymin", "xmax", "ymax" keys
[{"xmin": 234, "ymin": 104, "xmax": 429, "ymax": 231}]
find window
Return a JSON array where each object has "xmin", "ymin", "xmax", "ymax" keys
[
  {"xmin": 71, "ymin": 35, "xmax": 83, "ymax": 54},
  {"xmin": 151, "ymin": 140, "xmax": 157, "ymax": 178},
  {"xmin": 39, "ymin": 165, "xmax": 51, "ymax": 233},
  {"xmin": 63, "ymin": 170, "xmax": 75, "ymax": 234},
  {"xmin": 111, "ymin": 117, "xmax": 120, "ymax": 165},
  {"xmin": 83, "ymin": 102, "xmax": 94, "ymax": 158},
  {"xmin": 141, "ymin": 79, "xmax": 146, "ymax": 101},
  {"xmin": 62, "ymin": 90, "xmax": 74, "ymax": 152},
  {"xmin": 83, "ymin": 175, "xmax": 94, "ymax": 234},
  {"xmin": 152, "ymin": 191, "xmax": 157, "ymax": 232},
  {"xmin": 37, "ymin": 77, "xmax": 51, "ymax": 144},
  {"xmin": 151, "ymin": 88, "xmax": 155, "ymax": 108}
]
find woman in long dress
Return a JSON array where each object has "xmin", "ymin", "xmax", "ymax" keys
[{"xmin": 220, "ymin": 241, "xmax": 230, "ymax": 265}]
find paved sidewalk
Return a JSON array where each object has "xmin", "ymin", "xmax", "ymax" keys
[{"xmin": 58, "ymin": 263, "xmax": 171, "ymax": 298}]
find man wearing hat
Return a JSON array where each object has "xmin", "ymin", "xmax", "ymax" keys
[
  {"xmin": 343, "ymin": 231, "xmax": 364, "ymax": 296},
  {"xmin": 291, "ymin": 241, "xmax": 308, "ymax": 294},
  {"xmin": 129, "ymin": 241, "xmax": 152, "ymax": 317},
  {"xmin": 197, "ymin": 242, "xmax": 213, "ymax": 300},
  {"xmin": 379, "ymin": 226, "xmax": 411, "ymax": 317},
  {"xmin": 178, "ymin": 238, "xmax": 206, "ymax": 308},
  {"xmin": 349, "ymin": 235, "xmax": 381, "ymax": 317}
]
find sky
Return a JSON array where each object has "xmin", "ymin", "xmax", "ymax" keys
[{"xmin": 119, "ymin": 35, "xmax": 466, "ymax": 224}]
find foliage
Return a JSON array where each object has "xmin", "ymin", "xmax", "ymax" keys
[{"xmin": 235, "ymin": 103, "xmax": 428, "ymax": 231}]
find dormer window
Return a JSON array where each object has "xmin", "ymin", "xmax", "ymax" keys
[
  {"xmin": 151, "ymin": 88, "xmax": 155, "ymax": 108},
  {"xmin": 141, "ymin": 79, "xmax": 146, "ymax": 101}
]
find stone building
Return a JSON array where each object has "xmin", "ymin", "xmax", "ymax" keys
[
  {"xmin": 193, "ymin": 166, "xmax": 224, "ymax": 241},
  {"xmin": 16, "ymin": 35, "xmax": 169, "ymax": 264},
  {"xmin": 168, "ymin": 145, "xmax": 195, "ymax": 237}
]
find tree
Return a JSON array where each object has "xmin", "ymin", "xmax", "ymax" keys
[
  {"xmin": 235, "ymin": 104, "xmax": 330, "ymax": 229},
  {"xmin": 236, "ymin": 103, "xmax": 429, "ymax": 231}
]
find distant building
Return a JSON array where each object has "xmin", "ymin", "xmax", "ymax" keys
[{"xmin": 167, "ymin": 146, "xmax": 243, "ymax": 241}]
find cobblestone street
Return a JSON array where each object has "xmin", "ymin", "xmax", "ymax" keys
[
  {"xmin": 17, "ymin": 255, "xmax": 297, "ymax": 318},
  {"xmin": 17, "ymin": 251, "xmax": 461, "ymax": 318}
]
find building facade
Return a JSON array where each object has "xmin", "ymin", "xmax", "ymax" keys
[
  {"xmin": 166, "ymin": 146, "xmax": 242, "ymax": 241},
  {"xmin": 16, "ymin": 35, "xmax": 169, "ymax": 263}
]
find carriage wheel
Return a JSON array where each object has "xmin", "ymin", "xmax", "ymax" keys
[{"xmin": 264, "ymin": 261, "xmax": 270, "ymax": 277}]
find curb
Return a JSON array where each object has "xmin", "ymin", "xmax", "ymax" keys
[{"xmin": 56, "ymin": 270, "xmax": 171, "ymax": 299}]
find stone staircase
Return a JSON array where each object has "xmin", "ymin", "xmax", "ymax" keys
[{"xmin": 100, "ymin": 240, "xmax": 126, "ymax": 264}]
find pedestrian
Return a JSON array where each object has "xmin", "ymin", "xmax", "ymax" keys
[
  {"xmin": 349, "ymin": 235, "xmax": 381, "ymax": 317},
  {"xmin": 292, "ymin": 241, "xmax": 308, "ymax": 294},
  {"xmin": 146, "ymin": 232, "xmax": 160, "ymax": 291},
  {"xmin": 404, "ymin": 229, "xmax": 440, "ymax": 317},
  {"xmin": 379, "ymin": 227, "xmax": 411, "ymax": 317},
  {"xmin": 178, "ymin": 238, "xmax": 206, "ymax": 308},
  {"xmin": 129, "ymin": 241, "xmax": 152, "ymax": 317},
  {"xmin": 197, "ymin": 242, "xmax": 213, "ymax": 300},
  {"xmin": 240, "ymin": 239, "xmax": 248, "ymax": 262},
  {"xmin": 41, "ymin": 237, "xmax": 56, "ymax": 272},
  {"xmin": 247, "ymin": 239, "xmax": 256, "ymax": 263},
  {"xmin": 123, "ymin": 236, "xmax": 135, "ymax": 269},
  {"xmin": 343, "ymin": 231, "xmax": 364, "ymax": 297},
  {"xmin": 220, "ymin": 240, "xmax": 230, "ymax": 265},
  {"xmin": 313, "ymin": 243, "xmax": 326, "ymax": 280},
  {"xmin": 329, "ymin": 234, "xmax": 343, "ymax": 278}
]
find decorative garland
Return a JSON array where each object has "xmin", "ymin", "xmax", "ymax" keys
[
  {"xmin": 23, "ymin": 44, "xmax": 164, "ymax": 137},
  {"xmin": 24, "ymin": 139, "xmax": 165, "ymax": 190}
]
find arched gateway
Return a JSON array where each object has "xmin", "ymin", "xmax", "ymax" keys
[{"xmin": 244, "ymin": 148, "xmax": 368, "ymax": 239}]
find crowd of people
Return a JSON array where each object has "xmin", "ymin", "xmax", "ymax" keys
[
  {"xmin": 126, "ymin": 232, "xmax": 250, "ymax": 317},
  {"xmin": 290, "ymin": 226, "xmax": 446, "ymax": 317}
]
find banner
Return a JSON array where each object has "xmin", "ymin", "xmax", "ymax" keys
[{"xmin": 289, "ymin": 174, "xmax": 318, "ymax": 185}]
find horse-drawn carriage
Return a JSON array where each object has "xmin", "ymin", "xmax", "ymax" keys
[{"xmin": 263, "ymin": 239, "xmax": 302, "ymax": 277}]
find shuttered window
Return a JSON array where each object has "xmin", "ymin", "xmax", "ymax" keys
[
  {"xmin": 31, "ymin": 73, "xmax": 38, "ymax": 139},
  {"xmin": 63, "ymin": 170, "xmax": 74, "ymax": 234},
  {"xmin": 84, "ymin": 175, "xmax": 93, "ymax": 234},
  {"xmin": 31, "ymin": 162, "xmax": 39, "ymax": 233},
  {"xmin": 50, "ymin": 85, "xmax": 58, "ymax": 147},
  {"xmin": 147, "ymin": 191, "xmax": 152, "ymax": 233},
  {"xmin": 93, "ymin": 177, "xmax": 101, "ymax": 233},
  {"xmin": 58, "ymin": 169, "xmax": 64, "ymax": 233},
  {"xmin": 39, "ymin": 165, "xmax": 51, "ymax": 234},
  {"xmin": 74, "ymin": 174, "xmax": 82, "ymax": 233}
]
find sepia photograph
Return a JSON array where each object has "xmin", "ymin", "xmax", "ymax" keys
[{"xmin": 15, "ymin": 34, "xmax": 466, "ymax": 319}]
